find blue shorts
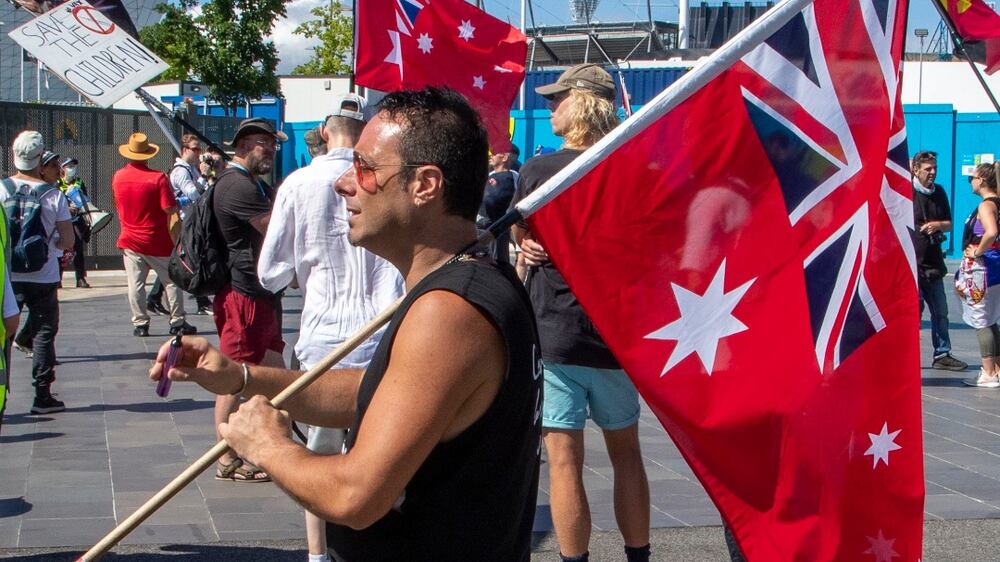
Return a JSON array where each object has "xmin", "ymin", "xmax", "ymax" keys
[{"xmin": 542, "ymin": 363, "xmax": 640, "ymax": 430}]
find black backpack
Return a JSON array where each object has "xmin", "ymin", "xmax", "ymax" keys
[
  {"xmin": 1, "ymin": 178, "xmax": 55, "ymax": 274},
  {"xmin": 167, "ymin": 183, "xmax": 229, "ymax": 297}
]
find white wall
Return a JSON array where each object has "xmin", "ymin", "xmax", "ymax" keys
[
  {"xmin": 113, "ymin": 82, "xmax": 183, "ymax": 111},
  {"xmin": 900, "ymin": 61, "xmax": 998, "ymax": 113},
  {"xmin": 279, "ymin": 76, "xmax": 353, "ymax": 122}
]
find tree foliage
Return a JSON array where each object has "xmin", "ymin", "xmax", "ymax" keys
[
  {"xmin": 140, "ymin": 0, "xmax": 286, "ymax": 115},
  {"xmin": 292, "ymin": 1, "xmax": 354, "ymax": 76},
  {"xmin": 140, "ymin": 0, "xmax": 206, "ymax": 81}
]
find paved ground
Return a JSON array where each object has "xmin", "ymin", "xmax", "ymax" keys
[{"xmin": 0, "ymin": 265, "xmax": 999, "ymax": 560}]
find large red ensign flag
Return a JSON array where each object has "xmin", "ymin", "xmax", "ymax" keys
[
  {"xmin": 354, "ymin": 0, "xmax": 526, "ymax": 151},
  {"xmin": 524, "ymin": 0, "xmax": 923, "ymax": 558}
]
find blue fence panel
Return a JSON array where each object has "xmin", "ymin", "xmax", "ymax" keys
[
  {"xmin": 281, "ymin": 121, "xmax": 323, "ymax": 175},
  {"xmin": 520, "ymin": 67, "xmax": 688, "ymax": 110},
  {"xmin": 903, "ymin": 104, "xmax": 959, "ymax": 256},
  {"xmin": 953, "ymin": 112, "xmax": 1000, "ymax": 257}
]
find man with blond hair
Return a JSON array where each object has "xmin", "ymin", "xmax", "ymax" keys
[{"xmin": 513, "ymin": 64, "xmax": 651, "ymax": 562}]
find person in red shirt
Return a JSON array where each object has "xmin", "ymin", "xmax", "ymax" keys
[{"xmin": 111, "ymin": 132, "xmax": 197, "ymax": 338}]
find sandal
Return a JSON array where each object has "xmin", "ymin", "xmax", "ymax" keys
[{"xmin": 215, "ymin": 457, "xmax": 271, "ymax": 483}]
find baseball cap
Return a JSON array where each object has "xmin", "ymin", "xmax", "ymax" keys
[
  {"xmin": 12, "ymin": 130, "xmax": 44, "ymax": 171},
  {"xmin": 226, "ymin": 118, "xmax": 289, "ymax": 147},
  {"xmin": 61, "ymin": 157, "xmax": 79, "ymax": 167},
  {"xmin": 327, "ymin": 93, "xmax": 367, "ymax": 122},
  {"xmin": 40, "ymin": 150, "xmax": 61, "ymax": 167},
  {"xmin": 535, "ymin": 63, "xmax": 616, "ymax": 101}
]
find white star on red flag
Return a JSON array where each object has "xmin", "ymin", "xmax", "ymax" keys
[
  {"xmin": 417, "ymin": 33, "xmax": 433, "ymax": 54},
  {"xmin": 473, "ymin": 75, "xmax": 486, "ymax": 90},
  {"xmin": 645, "ymin": 260, "xmax": 755, "ymax": 376},
  {"xmin": 864, "ymin": 529, "xmax": 899, "ymax": 562},
  {"xmin": 864, "ymin": 422, "xmax": 902, "ymax": 469},
  {"xmin": 458, "ymin": 19, "xmax": 475, "ymax": 40}
]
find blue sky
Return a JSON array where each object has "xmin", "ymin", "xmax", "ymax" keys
[
  {"xmin": 275, "ymin": 0, "xmax": 962, "ymax": 73},
  {"xmin": 478, "ymin": 0, "xmax": 950, "ymax": 53}
]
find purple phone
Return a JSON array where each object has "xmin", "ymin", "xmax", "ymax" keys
[{"xmin": 156, "ymin": 335, "xmax": 183, "ymax": 398}]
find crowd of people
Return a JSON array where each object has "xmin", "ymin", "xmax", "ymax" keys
[{"xmin": 0, "ymin": 62, "xmax": 992, "ymax": 561}]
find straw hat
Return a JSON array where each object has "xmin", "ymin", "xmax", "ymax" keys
[{"xmin": 118, "ymin": 132, "xmax": 160, "ymax": 161}]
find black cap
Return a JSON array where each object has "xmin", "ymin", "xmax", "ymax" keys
[
  {"xmin": 226, "ymin": 118, "xmax": 289, "ymax": 147},
  {"xmin": 61, "ymin": 157, "xmax": 78, "ymax": 167},
  {"xmin": 40, "ymin": 150, "xmax": 60, "ymax": 167}
]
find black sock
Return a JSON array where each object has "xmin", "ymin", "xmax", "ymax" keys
[
  {"xmin": 559, "ymin": 552, "xmax": 589, "ymax": 562},
  {"xmin": 625, "ymin": 544, "xmax": 651, "ymax": 562}
]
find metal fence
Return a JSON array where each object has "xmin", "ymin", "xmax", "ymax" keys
[{"xmin": 0, "ymin": 101, "xmax": 243, "ymax": 269}]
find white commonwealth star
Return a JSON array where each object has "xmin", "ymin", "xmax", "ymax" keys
[
  {"xmin": 864, "ymin": 529, "xmax": 899, "ymax": 562},
  {"xmin": 645, "ymin": 260, "xmax": 755, "ymax": 376},
  {"xmin": 864, "ymin": 422, "xmax": 902, "ymax": 469},
  {"xmin": 472, "ymin": 75, "xmax": 486, "ymax": 90},
  {"xmin": 458, "ymin": 19, "xmax": 476, "ymax": 41},
  {"xmin": 417, "ymin": 33, "xmax": 433, "ymax": 54}
]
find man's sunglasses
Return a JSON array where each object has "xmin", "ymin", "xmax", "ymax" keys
[{"xmin": 352, "ymin": 152, "xmax": 432, "ymax": 185}]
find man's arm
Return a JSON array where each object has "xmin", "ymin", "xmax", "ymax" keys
[
  {"xmin": 54, "ymin": 220, "xmax": 75, "ymax": 251},
  {"xmin": 154, "ymin": 289, "xmax": 507, "ymax": 529},
  {"xmin": 237, "ymin": 290, "xmax": 505, "ymax": 528},
  {"xmin": 150, "ymin": 335, "xmax": 364, "ymax": 427},
  {"xmin": 257, "ymin": 187, "xmax": 295, "ymax": 291},
  {"xmin": 248, "ymin": 212, "xmax": 271, "ymax": 235},
  {"xmin": 165, "ymin": 206, "xmax": 181, "ymax": 243},
  {"xmin": 170, "ymin": 166, "xmax": 201, "ymax": 200}
]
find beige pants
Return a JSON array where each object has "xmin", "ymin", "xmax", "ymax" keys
[{"xmin": 122, "ymin": 249, "xmax": 185, "ymax": 327}]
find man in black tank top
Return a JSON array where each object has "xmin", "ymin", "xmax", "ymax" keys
[{"xmin": 150, "ymin": 88, "xmax": 542, "ymax": 561}]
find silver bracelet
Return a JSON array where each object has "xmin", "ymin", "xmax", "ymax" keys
[{"xmin": 231, "ymin": 363, "xmax": 249, "ymax": 397}]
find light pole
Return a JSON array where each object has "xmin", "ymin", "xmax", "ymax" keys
[{"xmin": 915, "ymin": 28, "xmax": 928, "ymax": 104}]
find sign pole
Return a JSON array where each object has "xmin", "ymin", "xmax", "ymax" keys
[{"xmin": 138, "ymin": 92, "xmax": 182, "ymax": 154}]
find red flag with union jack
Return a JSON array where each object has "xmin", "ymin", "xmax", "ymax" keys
[
  {"xmin": 354, "ymin": 0, "xmax": 526, "ymax": 151},
  {"xmin": 516, "ymin": 0, "xmax": 924, "ymax": 557}
]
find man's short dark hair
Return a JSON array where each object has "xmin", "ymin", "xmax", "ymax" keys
[
  {"xmin": 377, "ymin": 87, "xmax": 488, "ymax": 221},
  {"xmin": 912, "ymin": 150, "xmax": 937, "ymax": 169}
]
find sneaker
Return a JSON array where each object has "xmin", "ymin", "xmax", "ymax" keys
[
  {"xmin": 932, "ymin": 354, "xmax": 968, "ymax": 371},
  {"xmin": 133, "ymin": 325, "xmax": 149, "ymax": 337},
  {"xmin": 169, "ymin": 322, "xmax": 197, "ymax": 336},
  {"xmin": 13, "ymin": 342, "xmax": 33, "ymax": 359},
  {"xmin": 31, "ymin": 394, "xmax": 65, "ymax": 414},
  {"xmin": 76, "ymin": 279, "xmax": 90, "ymax": 288},
  {"xmin": 147, "ymin": 300, "xmax": 169, "ymax": 315},
  {"xmin": 196, "ymin": 306, "xmax": 214, "ymax": 316},
  {"xmin": 964, "ymin": 370, "xmax": 1000, "ymax": 388}
]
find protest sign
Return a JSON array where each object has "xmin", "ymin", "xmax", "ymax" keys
[{"xmin": 7, "ymin": 0, "xmax": 168, "ymax": 107}]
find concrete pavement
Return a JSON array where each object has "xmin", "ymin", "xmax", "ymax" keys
[{"xmin": 0, "ymin": 267, "xmax": 998, "ymax": 560}]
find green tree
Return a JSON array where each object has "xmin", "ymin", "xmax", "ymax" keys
[
  {"xmin": 140, "ymin": 0, "xmax": 207, "ymax": 81},
  {"xmin": 292, "ymin": 1, "xmax": 353, "ymax": 76},
  {"xmin": 196, "ymin": 0, "xmax": 285, "ymax": 114},
  {"xmin": 140, "ymin": 0, "xmax": 285, "ymax": 115}
]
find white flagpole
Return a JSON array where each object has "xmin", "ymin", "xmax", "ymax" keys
[{"xmin": 514, "ymin": 0, "xmax": 816, "ymax": 218}]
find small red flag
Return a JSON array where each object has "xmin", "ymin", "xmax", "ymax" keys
[
  {"xmin": 940, "ymin": 0, "xmax": 1000, "ymax": 41},
  {"xmin": 354, "ymin": 0, "xmax": 526, "ymax": 151},
  {"xmin": 939, "ymin": 0, "xmax": 1000, "ymax": 73},
  {"xmin": 519, "ymin": 0, "xmax": 924, "ymax": 558}
]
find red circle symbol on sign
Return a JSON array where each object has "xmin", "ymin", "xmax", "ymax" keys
[{"xmin": 72, "ymin": 6, "xmax": 117, "ymax": 35}]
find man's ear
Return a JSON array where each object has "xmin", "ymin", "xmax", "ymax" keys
[
  {"xmin": 319, "ymin": 124, "xmax": 330, "ymax": 142},
  {"xmin": 411, "ymin": 165, "xmax": 445, "ymax": 207}
]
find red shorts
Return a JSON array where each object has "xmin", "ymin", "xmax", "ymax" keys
[{"xmin": 213, "ymin": 284, "xmax": 284, "ymax": 364}]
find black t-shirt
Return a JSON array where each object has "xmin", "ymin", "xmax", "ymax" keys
[
  {"xmin": 328, "ymin": 258, "xmax": 541, "ymax": 562},
  {"xmin": 514, "ymin": 149, "xmax": 620, "ymax": 369},
  {"xmin": 479, "ymin": 170, "xmax": 517, "ymax": 224},
  {"xmin": 212, "ymin": 165, "xmax": 276, "ymax": 299},
  {"xmin": 912, "ymin": 183, "xmax": 952, "ymax": 280}
]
